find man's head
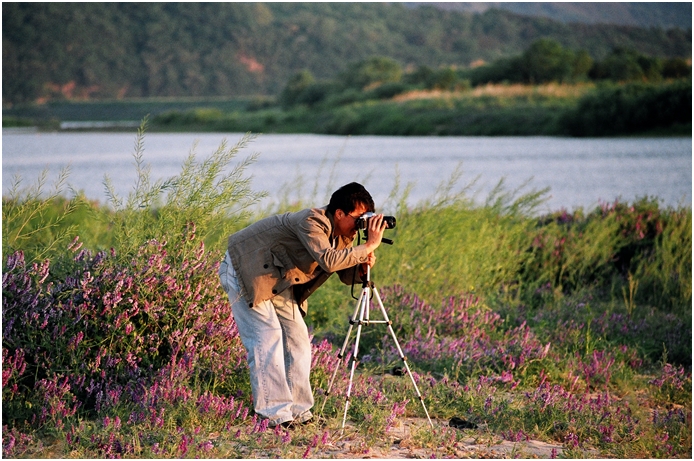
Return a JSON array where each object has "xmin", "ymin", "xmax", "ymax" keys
[
  {"xmin": 327, "ymin": 182, "xmax": 374, "ymax": 216},
  {"xmin": 328, "ymin": 182, "xmax": 375, "ymax": 238}
]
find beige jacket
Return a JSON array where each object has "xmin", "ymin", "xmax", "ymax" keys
[{"xmin": 226, "ymin": 206, "xmax": 369, "ymax": 314}]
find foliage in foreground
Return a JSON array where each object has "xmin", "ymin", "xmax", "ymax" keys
[
  {"xmin": 2, "ymin": 131, "xmax": 691, "ymax": 458},
  {"xmin": 2, "ymin": 242, "xmax": 690, "ymax": 458},
  {"xmin": 2, "ymin": 122, "xmax": 264, "ymax": 268}
]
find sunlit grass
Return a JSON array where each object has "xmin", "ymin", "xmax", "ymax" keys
[{"xmin": 393, "ymin": 82, "xmax": 595, "ymax": 102}]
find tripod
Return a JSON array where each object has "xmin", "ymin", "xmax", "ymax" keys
[{"xmin": 320, "ymin": 264, "xmax": 434, "ymax": 429}]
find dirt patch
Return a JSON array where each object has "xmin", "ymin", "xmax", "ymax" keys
[{"xmin": 316, "ymin": 418, "xmax": 574, "ymax": 459}]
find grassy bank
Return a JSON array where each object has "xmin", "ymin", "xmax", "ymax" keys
[
  {"xmin": 151, "ymin": 80, "xmax": 691, "ymax": 136},
  {"xmin": 2, "ymin": 130, "xmax": 691, "ymax": 458},
  {"xmin": 4, "ymin": 80, "xmax": 691, "ymax": 136},
  {"xmin": 148, "ymin": 83, "xmax": 583, "ymax": 136}
]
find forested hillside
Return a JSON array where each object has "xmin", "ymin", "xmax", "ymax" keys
[
  {"xmin": 3, "ymin": 2, "xmax": 691, "ymax": 105},
  {"xmin": 409, "ymin": 2, "xmax": 693, "ymax": 29}
]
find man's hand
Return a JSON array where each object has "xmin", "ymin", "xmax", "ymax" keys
[
  {"xmin": 364, "ymin": 214, "xmax": 387, "ymax": 253},
  {"xmin": 358, "ymin": 253, "xmax": 376, "ymax": 278}
]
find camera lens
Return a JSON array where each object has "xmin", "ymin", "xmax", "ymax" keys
[{"xmin": 357, "ymin": 212, "xmax": 396, "ymax": 229}]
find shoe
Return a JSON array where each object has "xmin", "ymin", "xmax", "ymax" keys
[
  {"xmin": 267, "ymin": 419, "xmax": 293, "ymax": 429},
  {"xmin": 392, "ymin": 366, "xmax": 405, "ymax": 376},
  {"xmin": 449, "ymin": 416, "xmax": 477, "ymax": 430},
  {"xmin": 282, "ymin": 417, "xmax": 313, "ymax": 429}
]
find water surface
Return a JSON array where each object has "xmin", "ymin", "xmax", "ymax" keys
[{"xmin": 2, "ymin": 130, "xmax": 691, "ymax": 213}]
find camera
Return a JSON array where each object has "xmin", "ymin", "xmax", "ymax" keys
[{"xmin": 356, "ymin": 212, "xmax": 396, "ymax": 230}]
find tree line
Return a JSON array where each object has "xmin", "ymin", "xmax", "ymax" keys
[
  {"xmin": 3, "ymin": 2, "xmax": 691, "ymax": 105},
  {"xmin": 278, "ymin": 39, "xmax": 692, "ymax": 109},
  {"xmin": 150, "ymin": 38, "xmax": 690, "ymax": 137}
]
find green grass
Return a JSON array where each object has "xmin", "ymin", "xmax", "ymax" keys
[
  {"xmin": 146, "ymin": 92, "xmax": 581, "ymax": 136},
  {"xmin": 2, "ymin": 129, "xmax": 691, "ymax": 458},
  {"xmin": 146, "ymin": 79, "xmax": 691, "ymax": 136},
  {"xmin": 3, "ymin": 97, "xmax": 256, "ymax": 123}
]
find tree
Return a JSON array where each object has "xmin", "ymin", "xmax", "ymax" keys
[
  {"xmin": 432, "ymin": 68, "xmax": 458, "ymax": 90},
  {"xmin": 571, "ymin": 50, "xmax": 594, "ymax": 80},
  {"xmin": 404, "ymin": 65, "xmax": 436, "ymax": 87},
  {"xmin": 590, "ymin": 48, "xmax": 647, "ymax": 81},
  {"xmin": 521, "ymin": 38, "xmax": 574, "ymax": 83},
  {"xmin": 2, "ymin": 3, "xmax": 690, "ymax": 104},
  {"xmin": 339, "ymin": 56, "xmax": 403, "ymax": 90},
  {"xmin": 662, "ymin": 57, "xmax": 691, "ymax": 79},
  {"xmin": 280, "ymin": 70, "xmax": 315, "ymax": 108}
]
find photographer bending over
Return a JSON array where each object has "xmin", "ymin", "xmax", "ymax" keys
[{"xmin": 218, "ymin": 182, "xmax": 387, "ymax": 428}]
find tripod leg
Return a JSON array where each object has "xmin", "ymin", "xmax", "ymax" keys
[
  {"xmin": 341, "ymin": 286, "xmax": 369, "ymax": 428},
  {"xmin": 372, "ymin": 287, "xmax": 434, "ymax": 428},
  {"xmin": 319, "ymin": 287, "xmax": 367, "ymax": 417}
]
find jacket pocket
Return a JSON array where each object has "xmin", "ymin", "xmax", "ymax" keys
[
  {"xmin": 271, "ymin": 247, "xmax": 312, "ymax": 284},
  {"xmin": 271, "ymin": 251, "xmax": 286, "ymax": 278}
]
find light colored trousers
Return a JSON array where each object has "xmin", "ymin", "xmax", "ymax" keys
[{"xmin": 218, "ymin": 251, "xmax": 314, "ymax": 426}]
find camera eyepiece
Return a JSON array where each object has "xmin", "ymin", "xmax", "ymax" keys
[{"xmin": 356, "ymin": 212, "xmax": 396, "ymax": 230}]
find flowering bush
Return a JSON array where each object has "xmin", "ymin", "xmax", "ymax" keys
[
  {"xmin": 377, "ymin": 286, "xmax": 551, "ymax": 378},
  {"xmin": 2, "ymin": 233, "xmax": 248, "ymax": 434},
  {"xmin": 649, "ymin": 363, "xmax": 692, "ymax": 407},
  {"xmin": 522, "ymin": 198, "xmax": 691, "ymax": 314}
]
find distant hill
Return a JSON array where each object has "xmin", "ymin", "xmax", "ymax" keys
[
  {"xmin": 408, "ymin": 2, "xmax": 693, "ymax": 29},
  {"xmin": 3, "ymin": 2, "xmax": 691, "ymax": 105}
]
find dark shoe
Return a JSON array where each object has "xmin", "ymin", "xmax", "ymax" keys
[
  {"xmin": 299, "ymin": 416, "xmax": 313, "ymax": 425},
  {"xmin": 277, "ymin": 417, "xmax": 312, "ymax": 430},
  {"xmin": 392, "ymin": 366, "xmax": 405, "ymax": 376},
  {"xmin": 267, "ymin": 418, "xmax": 293, "ymax": 429},
  {"xmin": 305, "ymin": 415, "xmax": 330, "ymax": 428},
  {"xmin": 449, "ymin": 416, "xmax": 477, "ymax": 430}
]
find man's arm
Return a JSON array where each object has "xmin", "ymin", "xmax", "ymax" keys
[{"xmin": 295, "ymin": 213, "xmax": 370, "ymax": 272}]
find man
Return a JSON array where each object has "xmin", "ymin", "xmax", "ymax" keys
[{"xmin": 218, "ymin": 182, "xmax": 387, "ymax": 428}]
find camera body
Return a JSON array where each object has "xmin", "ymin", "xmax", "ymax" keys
[{"xmin": 355, "ymin": 212, "xmax": 396, "ymax": 230}]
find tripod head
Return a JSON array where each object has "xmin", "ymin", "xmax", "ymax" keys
[
  {"xmin": 351, "ymin": 216, "xmax": 395, "ymax": 299},
  {"xmin": 361, "ymin": 230, "xmax": 393, "ymax": 245}
]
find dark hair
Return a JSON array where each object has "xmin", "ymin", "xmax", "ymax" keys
[{"xmin": 327, "ymin": 182, "xmax": 374, "ymax": 216}]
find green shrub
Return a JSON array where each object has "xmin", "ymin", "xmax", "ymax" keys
[
  {"xmin": 280, "ymin": 70, "xmax": 316, "ymax": 108},
  {"xmin": 634, "ymin": 207, "xmax": 692, "ymax": 314},
  {"xmin": 2, "ymin": 116, "xmax": 35, "ymax": 127},
  {"xmin": 562, "ymin": 79, "xmax": 692, "ymax": 136},
  {"xmin": 339, "ymin": 56, "xmax": 403, "ymax": 90},
  {"xmin": 103, "ymin": 120, "xmax": 264, "ymax": 262},
  {"xmin": 2, "ymin": 168, "xmax": 83, "ymax": 265}
]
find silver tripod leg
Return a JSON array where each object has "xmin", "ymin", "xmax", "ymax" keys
[
  {"xmin": 371, "ymin": 286, "xmax": 434, "ymax": 427},
  {"xmin": 341, "ymin": 284, "xmax": 370, "ymax": 428},
  {"xmin": 319, "ymin": 285, "xmax": 367, "ymax": 417}
]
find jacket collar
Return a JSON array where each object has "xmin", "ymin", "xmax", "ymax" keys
[{"xmin": 323, "ymin": 206, "xmax": 337, "ymax": 240}]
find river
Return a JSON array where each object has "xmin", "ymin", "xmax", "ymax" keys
[{"xmin": 2, "ymin": 129, "xmax": 691, "ymax": 214}]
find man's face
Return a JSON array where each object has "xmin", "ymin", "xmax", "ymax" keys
[{"xmin": 333, "ymin": 203, "xmax": 368, "ymax": 239}]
